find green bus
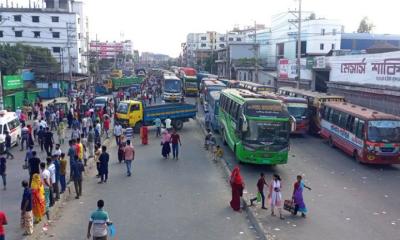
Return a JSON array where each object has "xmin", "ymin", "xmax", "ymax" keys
[{"xmin": 218, "ymin": 89, "xmax": 291, "ymax": 165}]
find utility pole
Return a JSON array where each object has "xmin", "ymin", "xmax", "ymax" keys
[
  {"xmin": 66, "ymin": 22, "xmax": 74, "ymax": 90},
  {"xmin": 296, "ymin": 0, "xmax": 302, "ymax": 88},
  {"xmin": 254, "ymin": 21, "xmax": 259, "ymax": 83}
]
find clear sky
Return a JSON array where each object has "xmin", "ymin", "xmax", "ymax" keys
[{"xmin": 9, "ymin": 0, "xmax": 400, "ymax": 57}]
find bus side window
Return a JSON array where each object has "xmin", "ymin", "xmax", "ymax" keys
[
  {"xmin": 346, "ymin": 116, "xmax": 355, "ymax": 132},
  {"xmin": 357, "ymin": 120, "xmax": 365, "ymax": 139}
]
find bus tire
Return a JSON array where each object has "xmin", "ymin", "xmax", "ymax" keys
[
  {"xmin": 328, "ymin": 137, "xmax": 335, "ymax": 148},
  {"xmin": 174, "ymin": 120, "xmax": 183, "ymax": 130},
  {"xmin": 134, "ymin": 121, "xmax": 142, "ymax": 134}
]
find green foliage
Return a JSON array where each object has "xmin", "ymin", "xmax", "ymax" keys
[
  {"xmin": 357, "ymin": 17, "xmax": 374, "ymax": 33},
  {"xmin": 0, "ymin": 43, "xmax": 60, "ymax": 75}
]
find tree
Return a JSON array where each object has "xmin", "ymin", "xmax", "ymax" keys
[
  {"xmin": 0, "ymin": 43, "xmax": 59, "ymax": 75},
  {"xmin": 357, "ymin": 17, "xmax": 374, "ymax": 33},
  {"xmin": 309, "ymin": 13, "xmax": 316, "ymax": 20}
]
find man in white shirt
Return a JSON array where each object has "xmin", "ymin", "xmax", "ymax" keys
[
  {"xmin": 39, "ymin": 119, "xmax": 48, "ymax": 129},
  {"xmin": 82, "ymin": 117, "xmax": 88, "ymax": 137},
  {"xmin": 165, "ymin": 118, "xmax": 172, "ymax": 131},
  {"xmin": 47, "ymin": 158, "xmax": 57, "ymax": 204},
  {"xmin": 113, "ymin": 122, "xmax": 123, "ymax": 146},
  {"xmin": 40, "ymin": 162, "xmax": 51, "ymax": 220}
]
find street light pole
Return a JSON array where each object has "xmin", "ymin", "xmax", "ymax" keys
[{"xmin": 296, "ymin": 0, "xmax": 302, "ymax": 89}]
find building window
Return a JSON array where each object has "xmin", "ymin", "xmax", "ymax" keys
[
  {"xmin": 52, "ymin": 32, "xmax": 60, "ymax": 38},
  {"xmin": 51, "ymin": 16, "xmax": 59, "ymax": 22},
  {"xmin": 320, "ymin": 43, "xmax": 324, "ymax": 50},
  {"xmin": 53, "ymin": 47, "xmax": 61, "ymax": 53},
  {"xmin": 331, "ymin": 44, "xmax": 335, "ymax": 50},
  {"xmin": 321, "ymin": 29, "xmax": 325, "ymax": 35},
  {"xmin": 201, "ymin": 43, "xmax": 206, "ymax": 47},
  {"xmin": 32, "ymin": 16, "xmax": 40, "ymax": 22},
  {"xmin": 236, "ymin": 37, "xmax": 242, "ymax": 42},
  {"xmin": 228, "ymin": 37, "xmax": 234, "ymax": 41},
  {"xmin": 78, "ymin": 33, "xmax": 81, "ymax": 39},
  {"xmin": 78, "ymin": 18, "xmax": 80, "ymax": 24},
  {"xmin": 219, "ymin": 37, "xmax": 225, "ymax": 41},
  {"xmin": 0, "ymin": 31, "xmax": 3, "ymax": 38},
  {"xmin": 201, "ymin": 36, "xmax": 207, "ymax": 41},
  {"xmin": 14, "ymin": 15, "xmax": 22, "ymax": 22},
  {"xmin": 0, "ymin": 15, "xmax": 2, "ymax": 22},
  {"xmin": 15, "ymin": 31, "xmax": 23, "ymax": 37},
  {"xmin": 219, "ymin": 44, "xmax": 225, "ymax": 48},
  {"xmin": 79, "ymin": 48, "xmax": 82, "ymax": 53},
  {"xmin": 332, "ymin": 29, "xmax": 337, "ymax": 35},
  {"xmin": 33, "ymin": 31, "xmax": 40, "ymax": 38}
]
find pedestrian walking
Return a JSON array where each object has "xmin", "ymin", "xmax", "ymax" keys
[
  {"xmin": 82, "ymin": 117, "xmax": 88, "ymax": 137},
  {"xmin": 68, "ymin": 140, "xmax": 76, "ymax": 181},
  {"xmin": 213, "ymin": 145, "xmax": 223, "ymax": 161},
  {"xmin": 124, "ymin": 126, "xmax": 134, "ymax": 141},
  {"xmin": 94, "ymin": 122, "xmax": 101, "ymax": 146},
  {"xmin": 154, "ymin": 117, "xmax": 161, "ymax": 137},
  {"xmin": 81, "ymin": 133, "xmax": 88, "ymax": 166},
  {"xmin": 43, "ymin": 127, "xmax": 54, "ymax": 157},
  {"xmin": 28, "ymin": 151, "xmax": 40, "ymax": 185},
  {"xmin": 20, "ymin": 180, "xmax": 34, "ymax": 236},
  {"xmin": 87, "ymin": 126, "xmax": 95, "ymax": 158},
  {"xmin": 269, "ymin": 174, "xmax": 284, "ymax": 220},
  {"xmin": 40, "ymin": 162, "xmax": 51, "ymax": 221},
  {"xmin": 33, "ymin": 118, "xmax": 39, "ymax": 141},
  {"xmin": 71, "ymin": 159, "xmax": 84, "ymax": 199},
  {"xmin": 0, "ymin": 157, "xmax": 6, "ymax": 190},
  {"xmin": 94, "ymin": 144, "xmax": 101, "ymax": 178},
  {"xmin": 4, "ymin": 131, "xmax": 14, "ymax": 160},
  {"xmin": 170, "ymin": 129, "xmax": 181, "ymax": 160},
  {"xmin": 20, "ymin": 125, "xmax": 30, "ymax": 151},
  {"xmin": 161, "ymin": 129, "xmax": 171, "ymax": 159},
  {"xmin": 98, "ymin": 146, "xmax": 109, "ymax": 184},
  {"xmin": 165, "ymin": 117, "xmax": 172, "ymax": 131},
  {"xmin": 31, "ymin": 173, "xmax": 45, "ymax": 224},
  {"xmin": 0, "ymin": 211, "xmax": 7, "ymax": 240},
  {"xmin": 230, "ymin": 166, "xmax": 244, "ymax": 212},
  {"xmin": 87, "ymin": 199, "xmax": 112, "ymax": 240},
  {"xmin": 292, "ymin": 175, "xmax": 311, "ymax": 218},
  {"xmin": 52, "ymin": 154, "xmax": 61, "ymax": 200},
  {"xmin": 24, "ymin": 146, "xmax": 34, "ymax": 170},
  {"xmin": 117, "ymin": 141, "xmax": 125, "ymax": 164},
  {"xmin": 71, "ymin": 127, "xmax": 81, "ymax": 141},
  {"xmin": 59, "ymin": 153, "xmax": 67, "ymax": 194},
  {"xmin": 204, "ymin": 130, "xmax": 212, "ymax": 150},
  {"xmin": 57, "ymin": 120, "xmax": 66, "ymax": 145},
  {"xmin": 47, "ymin": 157, "xmax": 57, "ymax": 205},
  {"xmin": 113, "ymin": 122, "xmax": 123, "ymax": 146},
  {"xmin": 124, "ymin": 140, "xmax": 135, "ymax": 177},
  {"xmin": 103, "ymin": 117, "xmax": 110, "ymax": 138},
  {"xmin": 250, "ymin": 173, "xmax": 268, "ymax": 209},
  {"xmin": 37, "ymin": 126, "xmax": 45, "ymax": 152}
]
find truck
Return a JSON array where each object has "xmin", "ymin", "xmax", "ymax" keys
[
  {"xmin": 115, "ymin": 100, "xmax": 197, "ymax": 132},
  {"xmin": 95, "ymin": 77, "xmax": 144, "ymax": 95},
  {"xmin": 178, "ymin": 67, "xmax": 198, "ymax": 96}
]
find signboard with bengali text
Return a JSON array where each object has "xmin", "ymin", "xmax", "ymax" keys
[{"xmin": 3, "ymin": 75, "xmax": 23, "ymax": 90}]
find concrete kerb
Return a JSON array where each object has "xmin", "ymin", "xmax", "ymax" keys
[
  {"xmin": 195, "ymin": 117, "xmax": 270, "ymax": 240},
  {"xmin": 28, "ymin": 137, "xmax": 112, "ymax": 240}
]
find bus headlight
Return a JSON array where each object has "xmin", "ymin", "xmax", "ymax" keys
[{"xmin": 367, "ymin": 154, "xmax": 376, "ymax": 161}]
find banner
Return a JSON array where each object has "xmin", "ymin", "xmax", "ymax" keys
[
  {"xmin": 329, "ymin": 51, "xmax": 400, "ymax": 87},
  {"xmin": 3, "ymin": 75, "xmax": 23, "ymax": 90}
]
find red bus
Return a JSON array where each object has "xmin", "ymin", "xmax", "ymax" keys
[
  {"xmin": 276, "ymin": 96, "xmax": 309, "ymax": 134},
  {"xmin": 320, "ymin": 102, "xmax": 400, "ymax": 164}
]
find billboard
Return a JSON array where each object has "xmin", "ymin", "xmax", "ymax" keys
[
  {"xmin": 329, "ymin": 51, "xmax": 400, "ymax": 87},
  {"xmin": 3, "ymin": 75, "xmax": 23, "ymax": 90}
]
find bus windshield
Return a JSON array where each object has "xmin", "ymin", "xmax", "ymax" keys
[
  {"xmin": 117, "ymin": 102, "xmax": 129, "ymax": 114},
  {"xmin": 165, "ymin": 80, "xmax": 182, "ymax": 93},
  {"xmin": 287, "ymin": 103, "xmax": 308, "ymax": 119},
  {"xmin": 245, "ymin": 120, "xmax": 289, "ymax": 145},
  {"xmin": 186, "ymin": 82, "xmax": 197, "ymax": 88},
  {"xmin": 368, "ymin": 120, "xmax": 400, "ymax": 143}
]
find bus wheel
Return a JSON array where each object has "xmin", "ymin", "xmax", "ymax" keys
[
  {"xmin": 134, "ymin": 122, "xmax": 142, "ymax": 134},
  {"xmin": 174, "ymin": 120, "xmax": 183, "ymax": 130},
  {"xmin": 328, "ymin": 137, "xmax": 335, "ymax": 148}
]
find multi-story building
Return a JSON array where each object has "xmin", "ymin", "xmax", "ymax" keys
[
  {"xmin": 0, "ymin": 0, "xmax": 89, "ymax": 74},
  {"xmin": 89, "ymin": 40, "xmax": 133, "ymax": 59},
  {"xmin": 183, "ymin": 31, "xmax": 247, "ymax": 69}
]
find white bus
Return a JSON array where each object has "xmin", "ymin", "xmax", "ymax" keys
[{"xmin": 162, "ymin": 73, "xmax": 182, "ymax": 102}]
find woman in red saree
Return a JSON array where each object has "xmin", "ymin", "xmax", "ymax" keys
[
  {"xmin": 31, "ymin": 173, "xmax": 45, "ymax": 223},
  {"xmin": 230, "ymin": 166, "xmax": 244, "ymax": 211}
]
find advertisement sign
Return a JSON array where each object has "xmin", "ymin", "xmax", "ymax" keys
[
  {"xmin": 314, "ymin": 56, "xmax": 326, "ymax": 69},
  {"xmin": 3, "ymin": 75, "xmax": 23, "ymax": 90},
  {"xmin": 329, "ymin": 51, "xmax": 400, "ymax": 87},
  {"xmin": 278, "ymin": 59, "xmax": 297, "ymax": 79}
]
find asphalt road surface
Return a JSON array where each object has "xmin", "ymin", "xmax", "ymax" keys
[{"xmin": 36, "ymin": 119, "xmax": 258, "ymax": 240}]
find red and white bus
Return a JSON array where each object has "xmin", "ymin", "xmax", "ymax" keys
[
  {"xmin": 276, "ymin": 96, "xmax": 309, "ymax": 134},
  {"xmin": 320, "ymin": 102, "xmax": 400, "ymax": 164}
]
